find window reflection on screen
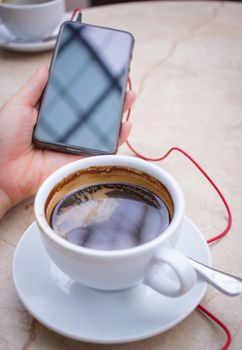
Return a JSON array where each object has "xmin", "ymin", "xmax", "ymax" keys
[{"xmin": 36, "ymin": 22, "xmax": 133, "ymax": 153}]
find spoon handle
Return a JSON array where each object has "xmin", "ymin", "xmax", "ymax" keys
[{"xmin": 187, "ymin": 257, "xmax": 242, "ymax": 296}]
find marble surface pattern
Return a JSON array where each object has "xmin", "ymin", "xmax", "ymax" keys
[{"xmin": 0, "ymin": 1, "xmax": 242, "ymax": 349}]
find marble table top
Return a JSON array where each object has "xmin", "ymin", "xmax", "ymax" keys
[{"xmin": 0, "ymin": 1, "xmax": 242, "ymax": 349}]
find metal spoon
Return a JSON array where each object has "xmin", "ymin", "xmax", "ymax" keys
[{"xmin": 187, "ymin": 257, "xmax": 242, "ymax": 296}]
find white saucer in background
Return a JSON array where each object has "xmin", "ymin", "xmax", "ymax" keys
[
  {"xmin": 13, "ymin": 217, "xmax": 211, "ymax": 344},
  {"xmin": 0, "ymin": 13, "xmax": 70, "ymax": 53}
]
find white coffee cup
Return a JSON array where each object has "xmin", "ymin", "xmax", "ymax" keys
[
  {"xmin": 0, "ymin": 0, "xmax": 65, "ymax": 41},
  {"xmin": 35, "ymin": 155, "xmax": 197, "ymax": 297}
]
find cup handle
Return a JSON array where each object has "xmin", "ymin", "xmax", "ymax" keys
[{"xmin": 144, "ymin": 247, "xmax": 197, "ymax": 297}]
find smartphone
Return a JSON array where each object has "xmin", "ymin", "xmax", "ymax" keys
[{"xmin": 33, "ymin": 21, "xmax": 134, "ymax": 155}]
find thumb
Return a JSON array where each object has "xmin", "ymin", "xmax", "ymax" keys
[
  {"xmin": 13, "ymin": 65, "xmax": 49, "ymax": 106},
  {"xmin": 118, "ymin": 121, "xmax": 132, "ymax": 145}
]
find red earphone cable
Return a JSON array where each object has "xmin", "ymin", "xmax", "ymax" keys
[
  {"xmin": 197, "ymin": 305, "xmax": 232, "ymax": 350},
  {"xmin": 71, "ymin": 7, "xmax": 82, "ymax": 21},
  {"xmin": 126, "ymin": 78, "xmax": 232, "ymax": 349}
]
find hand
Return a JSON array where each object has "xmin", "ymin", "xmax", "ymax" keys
[{"xmin": 0, "ymin": 65, "xmax": 136, "ymax": 218}]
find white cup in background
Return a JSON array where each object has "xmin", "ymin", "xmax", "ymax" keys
[{"xmin": 0, "ymin": 0, "xmax": 65, "ymax": 41}]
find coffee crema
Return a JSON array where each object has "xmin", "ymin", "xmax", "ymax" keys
[{"xmin": 46, "ymin": 166, "xmax": 174, "ymax": 251}]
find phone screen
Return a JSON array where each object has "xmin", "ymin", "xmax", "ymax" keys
[{"xmin": 34, "ymin": 22, "xmax": 134, "ymax": 154}]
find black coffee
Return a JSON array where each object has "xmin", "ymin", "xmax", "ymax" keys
[{"xmin": 50, "ymin": 182, "xmax": 171, "ymax": 251}]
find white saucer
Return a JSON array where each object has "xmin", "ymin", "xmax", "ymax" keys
[
  {"xmin": 13, "ymin": 217, "xmax": 211, "ymax": 344},
  {"xmin": 0, "ymin": 13, "xmax": 70, "ymax": 53}
]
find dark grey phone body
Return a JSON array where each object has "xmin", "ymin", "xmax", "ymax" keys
[{"xmin": 33, "ymin": 21, "xmax": 134, "ymax": 155}]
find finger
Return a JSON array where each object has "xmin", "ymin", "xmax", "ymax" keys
[
  {"xmin": 123, "ymin": 90, "xmax": 136, "ymax": 113},
  {"xmin": 41, "ymin": 150, "xmax": 82, "ymax": 178},
  {"xmin": 118, "ymin": 121, "xmax": 132, "ymax": 145},
  {"xmin": 13, "ymin": 65, "xmax": 49, "ymax": 106}
]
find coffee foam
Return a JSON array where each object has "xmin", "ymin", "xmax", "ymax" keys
[{"xmin": 45, "ymin": 166, "xmax": 174, "ymax": 223}]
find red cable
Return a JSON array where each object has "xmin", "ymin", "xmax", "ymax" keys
[
  {"xmin": 126, "ymin": 77, "xmax": 232, "ymax": 349},
  {"xmin": 198, "ymin": 305, "xmax": 232, "ymax": 350},
  {"xmin": 71, "ymin": 7, "xmax": 81, "ymax": 21}
]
